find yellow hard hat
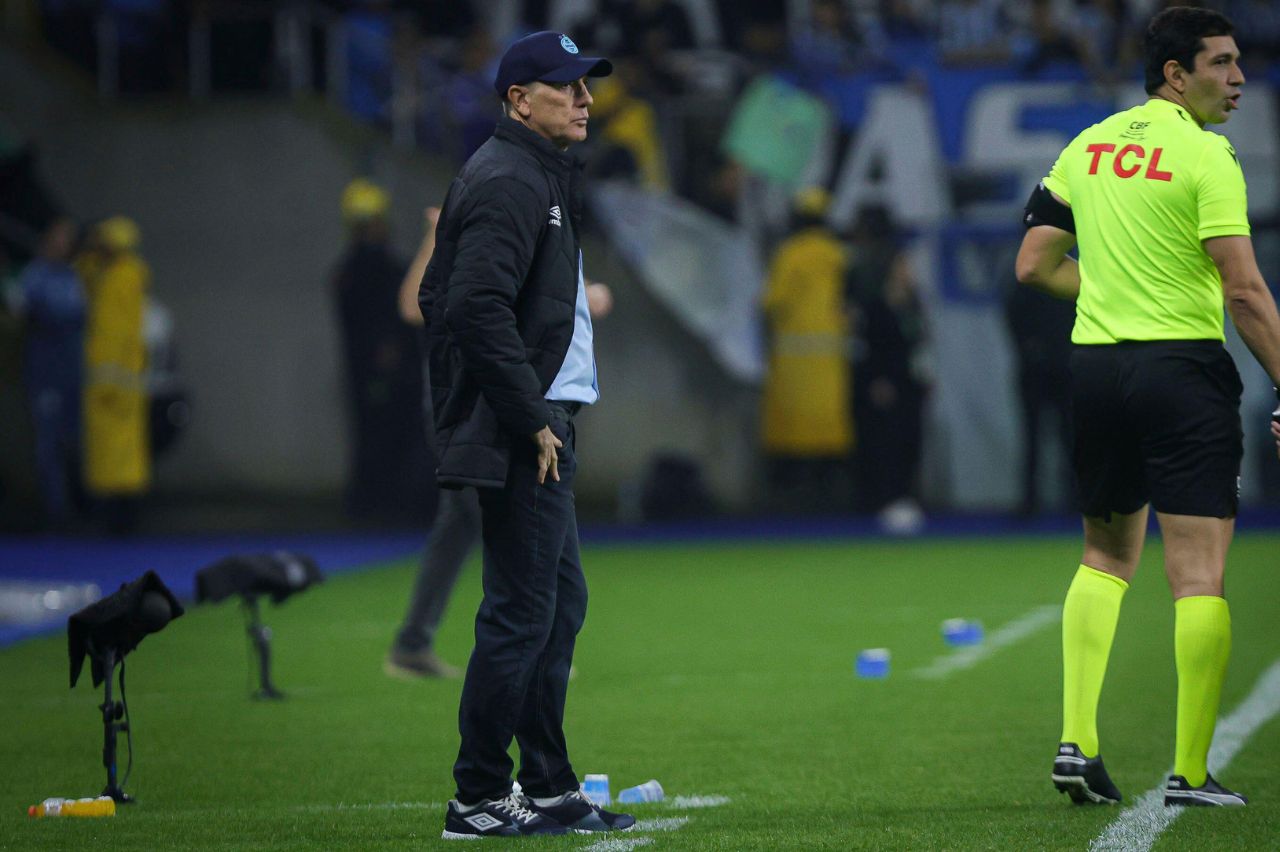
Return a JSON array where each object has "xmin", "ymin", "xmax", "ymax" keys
[
  {"xmin": 792, "ymin": 187, "xmax": 831, "ymax": 218},
  {"xmin": 96, "ymin": 216, "xmax": 141, "ymax": 251},
  {"xmin": 589, "ymin": 76, "xmax": 624, "ymax": 117},
  {"xmin": 341, "ymin": 178, "xmax": 390, "ymax": 223}
]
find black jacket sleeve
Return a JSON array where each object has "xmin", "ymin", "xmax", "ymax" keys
[{"xmin": 446, "ymin": 175, "xmax": 552, "ymax": 437}]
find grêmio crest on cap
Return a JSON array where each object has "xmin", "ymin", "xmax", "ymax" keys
[{"xmin": 560, "ymin": 34, "xmax": 579, "ymax": 54}]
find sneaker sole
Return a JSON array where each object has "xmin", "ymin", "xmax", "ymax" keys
[
  {"xmin": 1164, "ymin": 791, "xmax": 1247, "ymax": 807},
  {"xmin": 441, "ymin": 830, "xmax": 485, "ymax": 840},
  {"xmin": 1052, "ymin": 773, "xmax": 1120, "ymax": 805}
]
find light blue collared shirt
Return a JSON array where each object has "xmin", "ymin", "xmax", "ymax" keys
[{"xmin": 546, "ymin": 252, "xmax": 599, "ymax": 405}]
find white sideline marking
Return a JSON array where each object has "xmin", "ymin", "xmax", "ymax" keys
[
  {"xmin": 583, "ymin": 838, "xmax": 654, "ymax": 852},
  {"xmin": 912, "ymin": 604, "xmax": 1061, "ymax": 680},
  {"xmin": 636, "ymin": 816, "xmax": 690, "ymax": 832},
  {"xmin": 1089, "ymin": 659, "xmax": 1280, "ymax": 852},
  {"xmin": 668, "ymin": 794, "xmax": 730, "ymax": 809},
  {"xmin": 295, "ymin": 801, "xmax": 443, "ymax": 812}
]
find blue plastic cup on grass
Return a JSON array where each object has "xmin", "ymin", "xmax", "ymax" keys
[
  {"xmin": 855, "ymin": 648, "xmax": 890, "ymax": 678},
  {"xmin": 942, "ymin": 618, "xmax": 984, "ymax": 646},
  {"xmin": 617, "ymin": 779, "xmax": 664, "ymax": 804},
  {"xmin": 582, "ymin": 774, "xmax": 611, "ymax": 806}
]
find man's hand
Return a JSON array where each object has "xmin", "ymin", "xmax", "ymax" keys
[
  {"xmin": 1272, "ymin": 400, "xmax": 1280, "ymax": 461},
  {"xmin": 586, "ymin": 281, "xmax": 613, "ymax": 318},
  {"xmin": 532, "ymin": 425, "xmax": 563, "ymax": 484}
]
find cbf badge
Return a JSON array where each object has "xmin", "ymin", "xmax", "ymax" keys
[{"xmin": 560, "ymin": 34, "xmax": 579, "ymax": 54}]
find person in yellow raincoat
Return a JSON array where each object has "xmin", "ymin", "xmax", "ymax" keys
[
  {"xmin": 760, "ymin": 187, "xmax": 853, "ymax": 509},
  {"xmin": 586, "ymin": 69, "xmax": 669, "ymax": 192},
  {"xmin": 80, "ymin": 216, "xmax": 150, "ymax": 533}
]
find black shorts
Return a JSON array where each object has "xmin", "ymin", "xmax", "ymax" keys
[{"xmin": 1070, "ymin": 340, "xmax": 1243, "ymax": 519}]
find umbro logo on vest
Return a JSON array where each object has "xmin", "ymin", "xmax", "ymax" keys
[{"xmin": 548, "ymin": 206, "xmax": 562, "ymax": 226}]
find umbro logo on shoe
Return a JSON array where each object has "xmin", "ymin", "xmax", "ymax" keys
[
  {"xmin": 442, "ymin": 795, "xmax": 570, "ymax": 840},
  {"xmin": 464, "ymin": 812, "xmax": 505, "ymax": 831},
  {"xmin": 548, "ymin": 206, "xmax": 562, "ymax": 226}
]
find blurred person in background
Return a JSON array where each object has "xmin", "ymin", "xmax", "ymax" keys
[
  {"xmin": 1071, "ymin": 0, "xmax": 1142, "ymax": 87},
  {"xmin": 937, "ymin": 0, "xmax": 1017, "ymax": 66},
  {"xmin": 142, "ymin": 288, "xmax": 188, "ymax": 461},
  {"xmin": 388, "ymin": 203, "xmax": 613, "ymax": 680},
  {"xmin": 332, "ymin": 178, "xmax": 427, "ymax": 521},
  {"xmin": 876, "ymin": 0, "xmax": 933, "ymax": 41},
  {"xmin": 760, "ymin": 187, "xmax": 853, "ymax": 513},
  {"xmin": 574, "ymin": 0, "xmax": 696, "ymax": 57},
  {"xmin": 845, "ymin": 205, "xmax": 922, "ymax": 524},
  {"xmin": 420, "ymin": 31, "xmax": 633, "ymax": 838},
  {"xmin": 343, "ymin": 0, "xmax": 398, "ymax": 122},
  {"xmin": 104, "ymin": 0, "xmax": 177, "ymax": 93},
  {"xmin": 0, "ymin": 242, "xmax": 33, "ymax": 528},
  {"xmin": 0, "ymin": 131, "xmax": 61, "ymax": 268},
  {"xmin": 80, "ymin": 216, "xmax": 149, "ymax": 535},
  {"xmin": 578, "ymin": 60, "xmax": 669, "ymax": 191},
  {"xmin": 12, "ymin": 216, "xmax": 85, "ymax": 528},
  {"xmin": 404, "ymin": 0, "xmax": 478, "ymax": 39},
  {"xmin": 1021, "ymin": 0, "xmax": 1086, "ymax": 73},
  {"xmin": 1005, "ymin": 277, "xmax": 1076, "ymax": 517},
  {"xmin": 849, "ymin": 238, "xmax": 931, "ymax": 531},
  {"xmin": 573, "ymin": 0, "xmax": 696, "ymax": 97},
  {"xmin": 790, "ymin": 0, "xmax": 877, "ymax": 77},
  {"xmin": 387, "ymin": 205, "xmax": 466, "ymax": 679},
  {"xmin": 436, "ymin": 27, "xmax": 501, "ymax": 160}
]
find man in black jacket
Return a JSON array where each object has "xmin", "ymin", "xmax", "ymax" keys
[{"xmin": 419, "ymin": 31, "xmax": 635, "ymax": 840}]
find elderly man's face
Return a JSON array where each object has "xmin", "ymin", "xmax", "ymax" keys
[{"xmin": 510, "ymin": 78, "xmax": 594, "ymax": 149}]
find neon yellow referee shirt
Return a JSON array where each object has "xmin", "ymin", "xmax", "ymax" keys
[{"xmin": 1042, "ymin": 98, "xmax": 1251, "ymax": 344}]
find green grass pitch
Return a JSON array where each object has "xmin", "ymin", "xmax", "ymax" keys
[{"xmin": 3, "ymin": 532, "xmax": 1279, "ymax": 849}]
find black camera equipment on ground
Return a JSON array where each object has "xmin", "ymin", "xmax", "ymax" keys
[
  {"xmin": 67, "ymin": 570, "xmax": 183, "ymax": 803},
  {"xmin": 195, "ymin": 552, "xmax": 322, "ymax": 700}
]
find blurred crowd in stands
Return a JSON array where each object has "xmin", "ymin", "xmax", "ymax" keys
[
  {"xmin": 13, "ymin": 0, "xmax": 1280, "ymax": 528},
  {"xmin": 33, "ymin": 1, "xmax": 1280, "ymax": 202}
]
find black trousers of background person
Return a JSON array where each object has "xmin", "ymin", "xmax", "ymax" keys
[
  {"xmin": 454, "ymin": 402, "xmax": 587, "ymax": 804},
  {"xmin": 1016, "ymin": 368, "xmax": 1072, "ymax": 515},
  {"xmin": 394, "ymin": 487, "xmax": 481, "ymax": 653}
]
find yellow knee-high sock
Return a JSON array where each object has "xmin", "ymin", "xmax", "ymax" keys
[
  {"xmin": 1173, "ymin": 596, "xmax": 1231, "ymax": 787},
  {"xmin": 1061, "ymin": 564, "xmax": 1128, "ymax": 757}
]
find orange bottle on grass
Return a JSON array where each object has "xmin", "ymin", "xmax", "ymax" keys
[{"xmin": 27, "ymin": 796, "xmax": 116, "ymax": 818}]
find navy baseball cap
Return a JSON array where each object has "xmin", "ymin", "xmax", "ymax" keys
[{"xmin": 493, "ymin": 31, "xmax": 612, "ymax": 97}]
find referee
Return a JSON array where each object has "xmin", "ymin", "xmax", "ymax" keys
[{"xmin": 1016, "ymin": 6, "xmax": 1280, "ymax": 808}]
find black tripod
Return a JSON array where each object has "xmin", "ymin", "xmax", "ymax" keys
[
  {"xmin": 98, "ymin": 646, "xmax": 133, "ymax": 803},
  {"xmin": 242, "ymin": 596, "xmax": 284, "ymax": 700}
]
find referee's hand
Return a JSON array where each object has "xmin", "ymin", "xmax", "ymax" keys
[
  {"xmin": 1272, "ymin": 410, "xmax": 1280, "ymax": 461},
  {"xmin": 532, "ymin": 425, "xmax": 563, "ymax": 485}
]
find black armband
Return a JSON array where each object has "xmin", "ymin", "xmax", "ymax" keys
[{"xmin": 1023, "ymin": 182, "xmax": 1076, "ymax": 234}]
